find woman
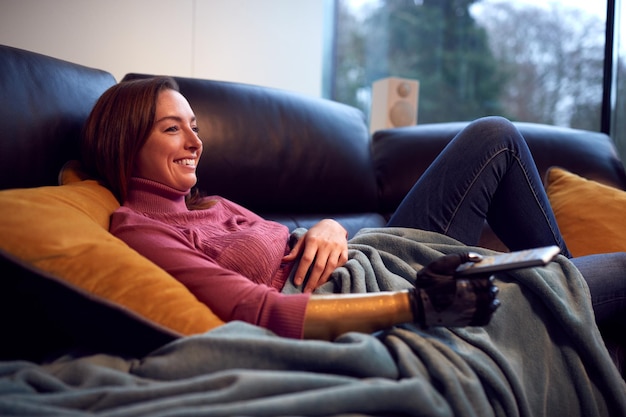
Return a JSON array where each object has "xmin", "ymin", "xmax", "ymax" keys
[{"xmin": 81, "ymin": 77, "xmax": 624, "ymax": 342}]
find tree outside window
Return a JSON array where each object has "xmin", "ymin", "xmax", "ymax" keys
[{"xmin": 330, "ymin": 0, "xmax": 611, "ymax": 134}]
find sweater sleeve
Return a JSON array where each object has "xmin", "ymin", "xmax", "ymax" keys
[{"xmin": 110, "ymin": 209, "xmax": 310, "ymax": 339}]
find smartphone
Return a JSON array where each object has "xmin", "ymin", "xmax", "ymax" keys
[{"xmin": 455, "ymin": 245, "xmax": 561, "ymax": 277}]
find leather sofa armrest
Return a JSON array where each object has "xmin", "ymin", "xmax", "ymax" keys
[{"xmin": 0, "ymin": 45, "xmax": 116, "ymax": 190}]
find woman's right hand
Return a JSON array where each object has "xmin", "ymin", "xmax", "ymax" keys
[{"xmin": 412, "ymin": 253, "xmax": 501, "ymax": 328}]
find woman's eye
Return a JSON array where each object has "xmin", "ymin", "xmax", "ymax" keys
[
  {"xmin": 165, "ymin": 126, "xmax": 179, "ymax": 132},
  {"xmin": 192, "ymin": 126, "xmax": 200, "ymax": 133}
]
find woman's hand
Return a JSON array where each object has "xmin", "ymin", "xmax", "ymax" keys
[{"xmin": 283, "ymin": 219, "xmax": 348, "ymax": 292}]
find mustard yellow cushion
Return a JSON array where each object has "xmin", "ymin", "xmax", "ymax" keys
[
  {"xmin": 545, "ymin": 167, "xmax": 626, "ymax": 257},
  {"xmin": 0, "ymin": 177, "xmax": 224, "ymax": 340}
]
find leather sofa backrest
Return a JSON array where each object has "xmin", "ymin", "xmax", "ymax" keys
[
  {"xmin": 0, "ymin": 45, "xmax": 116, "ymax": 190},
  {"xmin": 123, "ymin": 73, "xmax": 379, "ymax": 216},
  {"xmin": 374, "ymin": 122, "xmax": 626, "ymax": 213},
  {"xmin": 3, "ymin": 45, "xmax": 625, "ymax": 238}
]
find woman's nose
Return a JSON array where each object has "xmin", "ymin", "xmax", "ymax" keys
[{"xmin": 185, "ymin": 130, "xmax": 202, "ymax": 150}]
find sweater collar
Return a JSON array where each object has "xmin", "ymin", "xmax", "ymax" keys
[{"xmin": 124, "ymin": 178, "xmax": 190, "ymax": 214}]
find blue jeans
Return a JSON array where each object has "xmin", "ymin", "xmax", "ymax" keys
[{"xmin": 387, "ymin": 116, "xmax": 625, "ymax": 326}]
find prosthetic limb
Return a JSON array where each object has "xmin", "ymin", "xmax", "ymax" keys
[{"xmin": 302, "ymin": 252, "xmax": 500, "ymax": 340}]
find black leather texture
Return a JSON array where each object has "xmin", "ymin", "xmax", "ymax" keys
[{"xmin": 0, "ymin": 45, "xmax": 116, "ymax": 190}]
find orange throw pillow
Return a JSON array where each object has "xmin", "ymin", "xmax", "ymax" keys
[
  {"xmin": 0, "ymin": 179, "xmax": 224, "ymax": 338},
  {"xmin": 545, "ymin": 167, "xmax": 626, "ymax": 257}
]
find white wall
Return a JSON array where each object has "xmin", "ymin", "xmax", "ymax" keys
[{"xmin": 0, "ymin": 0, "xmax": 328, "ymax": 97}]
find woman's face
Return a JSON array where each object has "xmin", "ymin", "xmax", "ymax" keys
[{"xmin": 134, "ymin": 89, "xmax": 202, "ymax": 191}]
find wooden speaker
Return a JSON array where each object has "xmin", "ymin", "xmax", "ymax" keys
[{"xmin": 369, "ymin": 77, "xmax": 419, "ymax": 133}]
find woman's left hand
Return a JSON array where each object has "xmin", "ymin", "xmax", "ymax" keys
[{"xmin": 283, "ymin": 219, "xmax": 348, "ymax": 292}]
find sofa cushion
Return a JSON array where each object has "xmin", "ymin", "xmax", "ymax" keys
[
  {"xmin": 0, "ymin": 174, "xmax": 224, "ymax": 358},
  {"xmin": 546, "ymin": 167, "xmax": 626, "ymax": 257}
]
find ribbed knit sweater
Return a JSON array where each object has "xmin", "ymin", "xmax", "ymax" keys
[{"xmin": 109, "ymin": 178, "xmax": 310, "ymax": 339}]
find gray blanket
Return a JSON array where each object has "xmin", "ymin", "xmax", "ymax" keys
[{"xmin": 1, "ymin": 228, "xmax": 625, "ymax": 416}]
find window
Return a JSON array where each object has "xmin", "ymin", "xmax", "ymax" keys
[
  {"xmin": 611, "ymin": 0, "xmax": 625, "ymax": 161},
  {"xmin": 327, "ymin": 0, "xmax": 612, "ymax": 134}
]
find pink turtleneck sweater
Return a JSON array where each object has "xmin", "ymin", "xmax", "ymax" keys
[{"xmin": 109, "ymin": 178, "xmax": 310, "ymax": 339}]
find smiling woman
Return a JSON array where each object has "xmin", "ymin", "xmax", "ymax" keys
[
  {"xmin": 78, "ymin": 76, "xmax": 504, "ymax": 340},
  {"xmin": 134, "ymin": 89, "xmax": 202, "ymax": 193}
]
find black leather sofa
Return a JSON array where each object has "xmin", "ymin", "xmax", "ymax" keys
[
  {"xmin": 1, "ymin": 44, "xmax": 625, "ymax": 362},
  {"xmin": 2, "ymin": 44, "xmax": 625, "ymax": 246}
]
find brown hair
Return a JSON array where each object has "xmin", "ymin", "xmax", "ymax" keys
[{"xmin": 81, "ymin": 76, "xmax": 180, "ymax": 203}]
